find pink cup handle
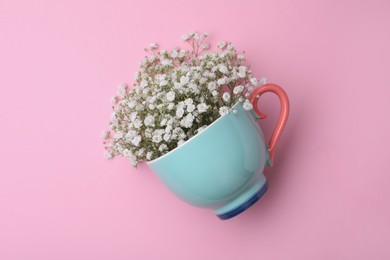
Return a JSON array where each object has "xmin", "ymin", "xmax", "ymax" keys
[{"xmin": 249, "ymin": 84, "xmax": 290, "ymax": 166}]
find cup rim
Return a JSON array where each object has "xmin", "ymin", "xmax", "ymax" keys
[{"xmin": 147, "ymin": 101, "xmax": 245, "ymax": 165}]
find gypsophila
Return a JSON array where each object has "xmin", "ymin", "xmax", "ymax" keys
[{"xmin": 103, "ymin": 32, "xmax": 265, "ymax": 167}]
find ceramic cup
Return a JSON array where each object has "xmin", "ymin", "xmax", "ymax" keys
[{"xmin": 147, "ymin": 84, "xmax": 289, "ymax": 220}]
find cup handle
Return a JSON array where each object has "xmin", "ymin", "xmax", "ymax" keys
[{"xmin": 249, "ymin": 84, "xmax": 290, "ymax": 166}]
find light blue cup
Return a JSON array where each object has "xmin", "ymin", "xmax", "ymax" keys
[{"xmin": 147, "ymin": 84, "xmax": 289, "ymax": 220}]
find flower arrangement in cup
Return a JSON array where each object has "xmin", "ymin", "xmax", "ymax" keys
[{"xmin": 103, "ymin": 32, "xmax": 265, "ymax": 167}]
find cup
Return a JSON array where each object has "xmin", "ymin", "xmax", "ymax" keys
[{"xmin": 147, "ymin": 84, "xmax": 289, "ymax": 219}]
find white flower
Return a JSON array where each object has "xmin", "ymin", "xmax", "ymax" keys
[
  {"xmin": 130, "ymin": 155, "xmax": 138, "ymax": 167},
  {"xmin": 179, "ymin": 49, "xmax": 186, "ymax": 57},
  {"xmin": 152, "ymin": 135, "xmax": 162, "ymax": 143},
  {"xmin": 131, "ymin": 135, "xmax": 142, "ymax": 146},
  {"xmin": 146, "ymin": 152, "xmax": 153, "ymax": 160},
  {"xmin": 160, "ymin": 118, "xmax": 167, "ymax": 126},
  {"xmin": 135, "ymin": 104, "xmax": 144, "ymax": 111},
  {"xmin": 149, "ymin": 55, "xmax": 156, "ymax": 62},
  {"xmin": 122, "ymin": 149, "xmax": 131, "ymax": 157},
  {"xmin": 177, "ymin": 140, "xmax": 185, "ymax": 146},
  {"xmin": 136, "ymin": 148, "xmax": 145, "ymax": 157},
  {"xmin": 219, "ymin": 106, "xmax": 229, "ymax": 116},
  {"xmin": 149, "ymin": 42, "xmax": 158, "ymax": 50},
  {"xmin": 189, "ymin": 83, "xmax": 199, "ymax": 94},
  {"xmin": 217, "ymin": 41, "xmax": 227, "ymax": 49},
  {"xmin": 163, "ymin": 124, "xmax": 171, "ymax": 133},
  {"xmin": 207, "ymin": 81, "xmax": 217, "ymax": 91},
  {"xmin": 134, "ymin": 71, "xmax": 141, "ymax": 80},
  {"xmin": 219, "ymin": 65, "xmax": 228, "ymax": 74},
  {"xmin": 118, "ymin": 83, "xmax": 127, "ymax": 97},
  {"xmin": 145, "ymin": 129, "xmax": 152, "ymax": 138},
  {"xmin": 116, "ymin": 144, "xmax": 123, "ymax": 153},
  {"xmin": 128, "ymin": 100, "xmax": 137, "ymax": 108},
  {"xmin": 161, "ymin": 59, "xmax": 172, "ymax": 66},
  {"xmin": 159, "ymin": 144, "xmax": 168, "ymax": 152},
  {"xmin": 182, "ymin": 34, "xmax": 190, "ymax": 41},
  {"xmin": 200, "ymin": 43, "xmax": 210, "ymax": 50},
  {"xmin": 243, "ymin": 100, "xmax": 253, "ymax": 111},
  {"xmin": 260, "ymin": 77, "xmax": 267, "ymax": 85},
  {"xmin": 174, "ymin": 82, "xmax": 182, "ymax": 89},
  {"xmin": 194, "ymin": 72, "xmax": 201, "ymax": 80},
  {"xmin": 177, "ymin": 101, "xmax": 185, "ymax": 108},
  {"xmin": 196, "ymin": 125, "xmax": 207, "ymax": 133},
  {"xmin": 193, "ymin": 33, "xmax": 202, "ymax": 40},
  {"xmin": 102, "ymin": 131, "xmax": 110, "ymax": 140},
  {"xmin": 114, "ymin": 132, "xmax": 123, "ymax": 139},
  {"xmin": 129, "ymin": 112, "xmax": 137, "ymax": 122},
  {"xmin": 237, "ymin": 54, "xmax": 245, "ymax": 61},
  {"xmin": 227, "ymin": 44, "xmax": 235, "ymax": 51},
  {"xmin": 159, "ymin": 79, "xmax": 168, "ymax": 87},
  {"xmin": 197, "ymin": 103, "xmax": 208, "ymax": 113},
  {"xmin": 184, "ymin": 98, "xmax": 193, "ymax": 105},
  {"xmin": 163, "ymin": 133, "xmax": 171, "ymax": 142},
  {"xmin": 217, "ymin": 77, "xmax": 226, "ymax": 85},
  {"xmin": 174, "ymin": 127, "xmax": 186, "ymax": 140},
  {"xmin": 180, "ymin": 76, "xmax": 189, "ymax": 85},
  {"xmin": 111, "ymin": 96, "xmax": 118, "ymax": 103},
  {"xmin": 166, "ymin": 91, "xmax": 175, "ymax": 101},
  {"xmin": 167, "ymin": 103, "xmax": 175, "ymax": 110},
  {"xmin": 171, "ymin": 50, "xmax": 179, "ymax": 58},
  {"xmin": 187, "ymin": 103, "xmax": 195, "ymax": 113},
  {"xmin": 104, "ymin": 150, "xmax": 114, "ymax": 159},
  {"xmin": 110, "ymin": 118, "xmax": 118, "ymax": 126},
  {"xmin": 125, "ymin": 130, "xmax": 136, "ymax": 140},
  {"xmin": 212, "ymin": 90, "xmax": 219, "ymax": 97},
  {"xmin": 180, "ymin": 113, "xmax": 194, "ymax": 128},
  {"xmin": 144, "ymin": 115, "xmax": 155, "ymax": 126},
  {"xmin": 185, "ymin": 113, "xmax": 194, "ymax": 123},
  {"xmin": 132, "ymin": 119, "xmax": 142, "ymax": 128},
  {"xmin": 250, "ymin": 77, "xmax": 258, "ymax": 86},
  {"xmin": 222, "ymin": 92, "xmax": 231, "ymax": 102},
  {"xmin": 111, "ymin": 112, "xmax": 118, "ymax": 121},
  {"xmin": 238, "ymin": 66, "xmax": 246, "ymax": 78},
  {"xmin": 154, "ymin": 129, "xmax": 165, "ymax": 136},
  {"xmin": 176, "ymin": 107, "xmax": 184, "ymax": 118},
  {"xmin": 233, "ymin": 85, "xmax": 244, "ymax": 94}
]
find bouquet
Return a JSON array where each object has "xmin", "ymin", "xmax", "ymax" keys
[{"xmin": 103, "ymin": 32, "xmax": 265, "ymax": 167}]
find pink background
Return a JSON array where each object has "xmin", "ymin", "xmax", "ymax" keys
[{"xmin": 1, "ymin": 0, "xmax": 390, "ymax": 259}]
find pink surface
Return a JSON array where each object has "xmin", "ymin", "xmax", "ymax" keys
[{"xmin": 1, "ymin": 0, "xmax": 390, "ymax": 259}]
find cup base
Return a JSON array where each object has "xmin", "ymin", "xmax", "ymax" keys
[{"xmin": 216, "ymin": 181, "xmax": 268, "ymax": 220}]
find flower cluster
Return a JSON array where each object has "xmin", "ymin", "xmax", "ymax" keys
[{"xmin": 103, "ymin": 32, "xmax": 264, "ymax": 167}]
